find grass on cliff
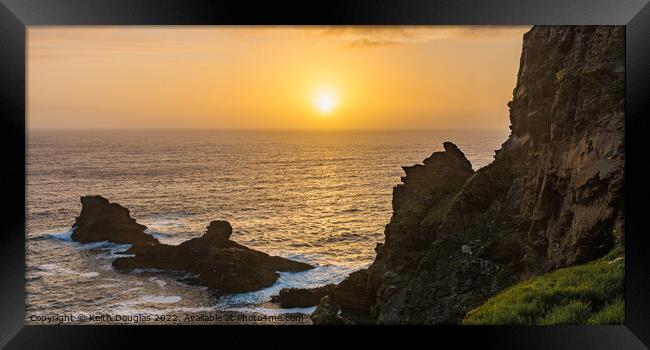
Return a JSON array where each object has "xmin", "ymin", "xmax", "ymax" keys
[{"xmin": 463, "ymin": 247, "xmax": 624, "ymax": 325}]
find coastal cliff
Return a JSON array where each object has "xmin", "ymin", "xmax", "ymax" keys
[{"xmin": 312, "ymin": 25, "xmax": 625, "ymax": 324}]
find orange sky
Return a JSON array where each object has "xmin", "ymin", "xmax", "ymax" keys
[{"xmin": 28, "ymin": 26, "xmax": 530, "ymax": 130}]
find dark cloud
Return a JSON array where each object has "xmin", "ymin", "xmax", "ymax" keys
[{"xmin": 316, "ymin": 26, "xmax": 531, "ymax": 48}]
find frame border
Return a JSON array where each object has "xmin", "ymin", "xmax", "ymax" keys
[{"xmin": 1, "ymin": 0, "xmax": 649, "ymax": 348}]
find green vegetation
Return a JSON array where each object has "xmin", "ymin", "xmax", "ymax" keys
[{"xmin": 463, "ymin": 247, "xmax": 624, "ymax": 325}]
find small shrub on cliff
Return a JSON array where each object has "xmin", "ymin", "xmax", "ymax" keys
[{"xmin": 462, "ymin": 247, "xmax": 624, "ymax": 325}]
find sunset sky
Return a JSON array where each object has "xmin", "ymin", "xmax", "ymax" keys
[{"xmin": 28, "ymin": 26, "xmax": 529, "ymax": 130}]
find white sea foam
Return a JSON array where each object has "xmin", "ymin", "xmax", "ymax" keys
[
  {"xmin": 144, "ymin": 217, "xmax": 189, "ymax": 229},
  {"xmin": 148, "ymin": 277, "xmax": 167, "ymax": 287},
  {"xmin": 81, "ymin": 272, "xmax": 99, "ymax": 278},
  {"xmin": 125, "ymin": 295, "xmax": 182, "ymax": 305},
  {"xmin": 107, "ymin": 296, "xmax": 182, "ymax": 316},
  {"xmin": 37, "ymin": 263, "xmax": 59, "ymax": 271},
  {"xmin": 47, "ymin": 229, "xmax": 73, "ymax": 241},
  {"xmin": 216, "ymin": 264, "xmax": 355, "ymax": 308},
  {"xmin": 35, "ymin": 263, "xmax": 99, "ymax": 279},
  {"xmin": 45, "ymin": 229, "xmax": 132, "ymax": 259},
  {"xmin": 170, "ymin": 306, "xmax": 218, "ymax": 313},
  {"xmin": 78, "ymin": 241, "xmax": 131, "ymax": 255},
  {"xmin": 142, "ymin": 295, "xmax": 182, "ymax": 304},
  {"xmin": 143, "ymin": 221, "xmax": 189, "ymax": 245}
]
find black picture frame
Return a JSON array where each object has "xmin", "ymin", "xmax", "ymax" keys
[{"xmin": 1, "ymin": 0, "xmax": 649, "ymax": 348}]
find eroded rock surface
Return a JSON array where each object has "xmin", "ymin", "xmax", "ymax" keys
[
  {"xmin": 113, "ymin": 219, "xmax": 313, "ymax": 294},
  {"xmin": 70, "ymin": 196, "xmax": 313, "ymax": 294},
  {"xmin": 313, "ymin": 25, "xmax": 625, "ymax": 324},
  {"xmin": 71, "ymin": 195, "xmax": 159, "ymax": 246},
  {"xmin": 310, "ymin": 296, "xmax": 344, "ymax": 325},
  {"xmin": 271, "ymin": 284, "xmax": 336, "ymax": 308},
  {"xmin": 313, "ymin": 142, "xmax": 475, "ymax": 324}
]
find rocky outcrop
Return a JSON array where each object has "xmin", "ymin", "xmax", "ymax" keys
[
  {"xmin": 310, "ymin": 296, "xmax": 344, "ymax": 325},
  {"xmin": 113, "ymin": 219, "xmax": 313, "ymax": 294},
  {"xmin": 312, "ymin": 25, "xmax": 625, "ymax": 324},
  {"xmin": 113, "ymin": 221, "xmax": 312, "ymax": 294},
  {"xmin": 271, "ymin": 284, "xmax": 336, "ymax": 308},
  {"xmin": 70, "ymin": 196, "xmax": 313, "ymax": 294},
  {"xmin": 71, "ymin": 195, "xmax": 159, "ymax": 246},
  {"xmin": 313, "ymin": 142, "xmax": 475, "ymax": 323}
]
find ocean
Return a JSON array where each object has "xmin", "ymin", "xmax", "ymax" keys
[{"xmin": 26, "ymin": 129, "xmax": 508, "ymax": 322}]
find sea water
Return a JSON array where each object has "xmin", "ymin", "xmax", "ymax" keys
[{"xmin": 26, "ymin": 129, "xmax": 508, "ymax": 320}]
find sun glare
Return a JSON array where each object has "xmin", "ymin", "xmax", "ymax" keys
[{"xmin": 313, "ymin": 88, "xmax": 338, "ymax": 115}]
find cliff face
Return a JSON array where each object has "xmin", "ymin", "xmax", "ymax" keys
[{"xmin": 313, "ymin": 25, "xmax": 625, "ymax": 324}]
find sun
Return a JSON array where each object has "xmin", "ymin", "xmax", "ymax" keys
[{"xmin": 313, "ymin": 88, "xmax": 338, "ymax": 115}]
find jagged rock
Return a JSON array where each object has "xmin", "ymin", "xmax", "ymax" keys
[
  {"xmin": 205, "ymin": 220, "xmax": 232, "ymax": 243},
  {"xmin": 69, "ymin": 196, "xmax": 313, "ymax": 294},
  {"xmin": 363, "ymin": 139, "xmax": 476, "ymax": 323},
  {"xmin": 313, "ymin": 25, "xmax": 625, "ymax": 325},
  {"xmin": 70, "ymin": 195, "xmax": 159, "ymax": 246},
  {"xmin": 113, "ymin": 220, "xmax": 313, "ymax": 294},
  {"xmin": 270, "ymin": 284, "xmax": 336, "ymax": 308},
  {"xmin": 310, "ymin": 139, "xmax": 475, "ymax": 322},
  {"xmin": 330, "ymin": 269, "xmax": 373, "ymax": 316},
  {"xmin": 307, "ymin": 270, "xmax": 377, "ymax": 324},
  {"xmin": 310, "ymin": 296, "xmax": 344, "ymax": 325}
]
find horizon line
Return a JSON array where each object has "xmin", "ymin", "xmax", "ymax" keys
[{"xmin": 27, "ymin": 127, "xmax": 510, "ymax": 132}]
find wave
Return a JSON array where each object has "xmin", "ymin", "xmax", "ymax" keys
[
  {"xmin": 47, "ymin": 229, "xmax": 73, "ymax": 241},
  {"xmin": 144, "ymin": 228, "xmax": 186, "ymax": 245},
  {"xmin": 148, "ymin": 277, "xmax": 167, "ymax": 287},
  {"xmin": 128, "ymin": 295, "xmax": 182, "ymax": 305},
  {"xmin": 31, "ymin": 223, "xmax": 361, "ymax": 315},
  {"xmin": 144, "ymin": 228, "xmax": 174, "ymax": 238},
  {"xmin": 38, "ymin": 229, "xmax": 134, "ymax": 260},
  {"xmin": 216, "ymin": 264, "xmax": 354, "ymax": 309},
  {"xmin": 81, "ymin": 272, "xmax": 99, "ymax": 278},
  {"xmin": 103, "ymin": 295, "xmax": 184, "ymax": 318},
  {"xmin": 32, "ymin": 263, "xmax": 99, "ymax": 279}
]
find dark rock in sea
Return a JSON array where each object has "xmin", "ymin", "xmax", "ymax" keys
[
  {"xmin": 69, "ymin": 195, "xmax": 313, "ymax": 294},
  {"xmin": 310, "ymin": 296, "xmax": 344, "ymax": 325},
  {"xmin": 309, "ymin": 277, "xmax": 377, "ymax": 325},
  {"xmin": 270, "ymin": 284, "xmax": 336, "ymax": 308},
  {"xmin": 112, "ymin": 220, "xmax": 313, "ymax": 294},
  {"xmin": 313, "ymin": 25, "xmax": 625, "ymax": 324},
  {"xmin": 70, "ymin": 195, "xmax": 159, "ymax": 246},
  {"xmin": 329, "ymin": 269, "xmax": 373, "ymax": 316},
  {"xmin": 205, "ymin": 220, "xmax": 232, "ymax": 243}
]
